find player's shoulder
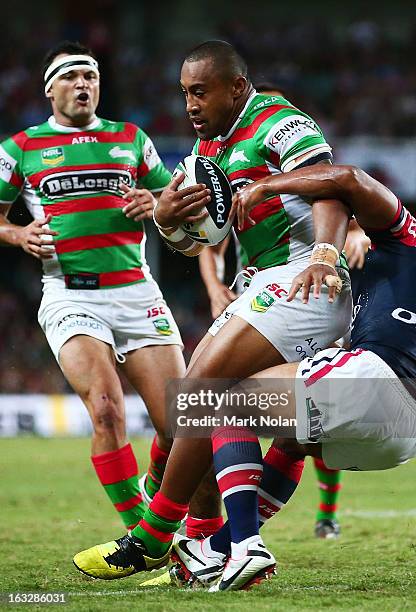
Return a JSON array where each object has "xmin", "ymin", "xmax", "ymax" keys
[
  {"xmin": 247, "ymin": 94, "xmax": 300, "ymax": 121},
  {"xmin": 246, "ymin": 94, "xmax": 323, "ymax": 143},
  {"xmin": 11, "ymin": 119, "xmax": 51, "ymax": 144},
  {"xmin": 97, "ymin": 117, "xmax": 140, "ymax": 138}
]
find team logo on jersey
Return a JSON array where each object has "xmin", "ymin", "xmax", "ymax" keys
[
  {"xmin": 109, "ymin": 146, "xmax": 136, "ymax": 162},
  {"xmin": 143, "ymin": 137, "xmax": 161, "ymax": 170},
  {"xmin": 41, "ymin": 147, "xmax": 65, "ymax": 167},
  {"xmin": 250, "ymin": 290, "xmax": 275, "ymax": 313},
  {"xmin": 153, "ymin": 318, "xmax": 173, "ymax": 335},
  {"xmin": 229, "ymin": 148, "xmax": 249, "ymax": 166},
  {"xmin": 39, "ymin": 169, "xmax": 131, "ymax": 199}
]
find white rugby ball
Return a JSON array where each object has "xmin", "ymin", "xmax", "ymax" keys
[{"xmin": 175, "ymin": 155, "xmax": 233, "ymax": 246}]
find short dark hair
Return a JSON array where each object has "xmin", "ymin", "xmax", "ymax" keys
[
  {"xmin": 184, "ymin": 40, "xmax": 248, "ymax": 81},
  {"xmin": 42, "ymin": 41, "xmax": 95, "ymax": 78},
  {"xmin": 255, "ymin": 81, "xmax": 285, "ymax": 97}
]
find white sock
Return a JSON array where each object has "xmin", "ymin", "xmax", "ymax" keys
[
  {"xmin": 231, "ymin": 535, "xmax": 262, "ymax": 559},
  {"xmin": 202, "ymin": 536, "xmax": 226, "ymax": 560}
]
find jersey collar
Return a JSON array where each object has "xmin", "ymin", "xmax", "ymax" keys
[
  {"xmin": 48, "ymin": 115, "xmax": 102, "ymax": 132},
  {"xmin": 218, "ymin": 90, "xmax": 257, "ymax": 142}
]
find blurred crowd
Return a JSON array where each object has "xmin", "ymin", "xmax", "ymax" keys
[
  {"xmin": 0, "ymin": 12, "xmax": 415, "ymax": 392},
  {"xmin": 1, "ymin": 18, "xmax": 416, "ymax": 139}
]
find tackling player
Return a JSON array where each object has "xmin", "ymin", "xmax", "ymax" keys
[
  {"xmin": 198, "ymin": 81, "xmax": 351, "ymax": 539},
  {"xmin": 0, "ymin": 41, "xmax": 188, "ymax": 532},
  {"xmin": 75, "ymin": 163, "xmax": 416, "ymax": 590}
]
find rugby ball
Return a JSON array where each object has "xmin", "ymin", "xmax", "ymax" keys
[{"xmin": 176, "ymin": 155, "xmax": 233, "ymax": 245}]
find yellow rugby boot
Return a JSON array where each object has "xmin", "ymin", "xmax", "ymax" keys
[
  {"xmin": 139, "ymin": 570, "xmax": 172, "ymax": 588},
  {"xmin": 73, "ymin": 534, "xmax": 171, "ymax": 580}
]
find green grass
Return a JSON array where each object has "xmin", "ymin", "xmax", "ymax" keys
[{"xmin": 1, "ymin": 437, "xmax": 416, "ymax": 611}]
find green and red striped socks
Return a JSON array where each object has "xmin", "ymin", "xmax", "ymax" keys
[
  {"xmin": 143, "ymin": 436, "xmax": 169, "ymax": 500},
  {"xmin": 92, "ymin": 443, "xmax": 146, "ymax": 529},
  {"xmin": 313, "ymin": 457, "xmax": 342, "ymax": 521},
  {"xmin": 132, "ymin": 491, "xmax": 188, "ymax": 558}
]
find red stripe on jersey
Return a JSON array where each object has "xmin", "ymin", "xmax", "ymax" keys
[
  {"xmin": 17, "ymin": 123, "xmax": 138, "ymax": 151},
  {"xmin": 227, "ymin": 164, "xmax": 270, "ymax": 183},
  {"xmin": 305, "ymin": 349, "xmax": 365, "ymax": 388},
  {"xmin": 10, "ymin": 171, "xmax": 24, "ymax": 189},
  {"xmin": 197, "ymin": 141, "xmax": 223, "ymax": 157},
  {"xmin": 216, "ymin": 468, "xmax": 263, "ymax": 495},
  {"xmin": 43, "ymin": 195, "xmax": 124, "ymax": 216},
  {"xmin": 12, "ymin": 131, "xmax": 28, "ymax": 150},
  {"xmin": 56, "ymin": 230, "xmax": 143, "ymax": 254},
  {"xmin": 64, "ymin": 269, "xmax": 145, "ymax": 287},
  {"xmin": 29, "ymin": 163, "xmax": 137, "ymax": 187},
  {"xmin": 235, "ymin": 197, "xmax": 285, "ymax": 235},
  {"xmin": 114, "ymin": 493, "xmax": 144, "ymax": 512},
  {"xmin": 227, "ymin": 105, "xmax": 290, "ymax": 147},
  {"xmin": 197, "ymin": 105, "xmax": 290, "ymax": 157},
  {"xmin": 99, "ymin": 268, "xmax": 145, "ymax": 286},
  {"xmin": 251, "ymin": 196, "xmax": 283, "ymax": 224},
  {"xmin": 137, "ymin": 161, "xmax": 149, "ymax": 177}
]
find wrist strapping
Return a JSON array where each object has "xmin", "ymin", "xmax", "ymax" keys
[
  {"xmin": 310, "ymin": 243, "xmax": 339, "ymax": 270},
  {"xmin": 152, "ymin": 208, "xmax": 187, "ymax": 243}
]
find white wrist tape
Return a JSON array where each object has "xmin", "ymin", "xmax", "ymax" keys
[
  {"xmin": 152, "ymin": 208, "xmax": 186, "ymax": 242},
  {"xmin": 310, "ymin": 243, "xmax": 339, "ymax": 270}
]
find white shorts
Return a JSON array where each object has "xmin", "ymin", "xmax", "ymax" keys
[
  {"xmin": 38, "ymin": 279, "xmax": 183, "ymax": 362},
  {"xmin": 296, "ymin": 348, "xmax": 416, "ymax": 470},
  {"xmin": 208, "ymin": 261, "xmax": 352, "ymax": 363}
]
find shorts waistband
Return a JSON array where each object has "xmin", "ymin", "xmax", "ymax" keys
[
  {"xmin": 65, "ymin": 273, "xmax": 101, "ymax": 290},
  {"xmin": 64, "ymin": 269, "xmax": 146, "ymax": 290}
]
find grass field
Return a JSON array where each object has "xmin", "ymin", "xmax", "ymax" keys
[{"xmin": 1, "ymin": 437, "xmax": 416, "ymax": 611}]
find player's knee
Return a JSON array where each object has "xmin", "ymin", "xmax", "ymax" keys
[{"xmin": 89, "ymin": 393, "xmax": 124, "ymax": 433}]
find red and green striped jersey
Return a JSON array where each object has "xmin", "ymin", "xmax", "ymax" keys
[
  {"xmin": 193, "ymin": 92, "xmax": 334, "ymax": 269},
  {"xmin": 0, "ymin": 116, "xmax": 171, "ymax": 288}
]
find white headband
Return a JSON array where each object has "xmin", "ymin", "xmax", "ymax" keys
[{"xmin": 44, "ymin": 54, "xmax": 99, "ymax": 94}]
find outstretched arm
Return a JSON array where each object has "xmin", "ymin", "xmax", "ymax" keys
[{"xmin": 234, "ymin": 165, "xmax": 398, "ymax": 231}]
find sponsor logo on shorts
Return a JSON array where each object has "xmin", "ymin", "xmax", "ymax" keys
[
  {"xmin": 306, "ymin": 396, "xmax": 324, "ymax": 442},
  {"xmin": 296, "ymin": 337, "xmax": 323, "ymax": 360},
  {"xmin": 57, "ymin": 313, "xmax": 103, "ymax": 335},
  {"xmin": 250, "ymin": 290, "xmax": 275, "ymax": 313},
  {"xmin": 153, "ymin": 317, "xmax": 173, "ymax": 336},
  {"xmin": 41, "ymin": 147, "xmax": 65, "ymax": 167}
]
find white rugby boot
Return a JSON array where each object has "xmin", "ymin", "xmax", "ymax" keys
[
  {"xmin": 209, "ymin": 535, "xmax": 276, "ymax": 592},
  {"xmin": 170, "ymin": 535, "xmax": 226, "ymax": 588}
]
